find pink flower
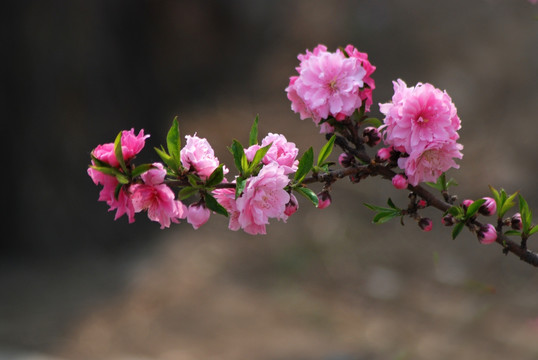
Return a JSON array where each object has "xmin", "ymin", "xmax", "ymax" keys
[
  {"xmin": 187, "ymin": 202, "xmax": 211, "ymax": 230},
  {"xmin": 392, "ymin": 174, "xmax": 408, "ymax": 190},
  {"xmin": 344, "ymin": 44, "xmax": 376, "ymax": 111},
  {"xmin": 260, "ymin": 133, "xmax": 299, "ymax": 174},
  {"xmin": 90, "ymin": 128, "xmax": 149, "ymax": 167},
  {"xmin": 478, "ymin": 224, "xmax": 497, "ymax": 244},
  {"xmin": 181, "ymin": 134, "xmax": 227, "ymax": 180},
  {"xmin": 380, "ymin": 79, "xmax": 461, "ymax": 155},
  {"xmin": 286, "ymin": 44, "xmax": 367, "ymax": 132},
  {"xmin": 212, "ymin": 187, "xmax": 241, "ymax": 231},
  {"xmin": 398, "ymin": 140, "xmax": 463, "ymax": 186},
  {"xmin": 140, "ymin": 162, "xmax": 167, "ymax": 185},
  {"xmin": 130, "ymin": 183, "xmax": 187, "ymax": 229},
  {"xmin": 235, "ymin": 163, "xmax": 291, "ymax": 235}
]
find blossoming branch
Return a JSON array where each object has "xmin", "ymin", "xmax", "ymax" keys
[{"xmin": 88, "ymin": 44, "xmax": 538, "ymax": 268}]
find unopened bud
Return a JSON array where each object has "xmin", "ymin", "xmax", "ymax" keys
[
  {"xmin": 376, "ymin": 147, "xmax": 392, "ymax": 162},
  {"xmin": 511, "ymin": 213, "xmax": 522, "ymax": 230},
  {"xmin": 363, "ymin": 127, "xmax": 381, "ymax": 147},
  {"xmin": 477, "ymin": 224, "xmax": 497, "ymax": 244},
  {"xmin": 284, "ymin": 194, "xmax": 299, "ymax": 216},
  {"xmin": 417, "ymin": 200, "xmax": 427, "ymax": 209},
  {"xmin": 442, "ymin": 214, "xmax": 455, "ymax": 226},
  {"xmin": 462, "ymin": 199, "xmax": 474, "ymax": 211},
  {"xmin": 187, "ymin": 202, "xmax": 211, "ymax": 230},
  {"xmin": 317, "ymin": 191, "xmax": 332, "ymax": 209},
  {"xmin": 478, "ymin": 197, "xmax": 496, "ymax": 216},
  {"xmin": 338, "ymin": 152, "xmax": 354, "ymax": 167},
  {"xmin": 419, "ymin": 218, "xmax": 433, "ymax": 232},
  {"xmin": 392, "ymin": 174, "xmax": 408, "ymax": 190}
]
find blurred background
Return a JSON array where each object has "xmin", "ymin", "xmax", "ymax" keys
[{"xmin": 3, "ymin": 0, "xmax": 538, "ymax": 359}]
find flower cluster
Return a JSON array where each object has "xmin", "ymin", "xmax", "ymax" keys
[
  {"xmin": 285, "ymin": 44, "xmax": 375, "ymax": 133},
  {"xmin": 88, "ymin": 123, "xmax": 301, "ymax": 234},
  {"xmin": 379, "ymin": 79, "xmax": 463, "ymax": 186}
]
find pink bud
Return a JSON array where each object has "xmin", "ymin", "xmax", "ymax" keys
[
  {"xmin": 478, "ymin": 224, "xmax": 497, "ymax": 244},
  {"xmin": 479, "ymin": 197, "xmax": 496, "ymax": 216},
  {"xmin": 462, "ymin": 199, "xmax": 474, "ymax": 210},
  {"xmin": 338, "ymin": 152, "xmax": 353, "ymax": 167},
  {"xmin": 417, "ymin": 200, "xmax": 427, "ymax": 209},
  {"xmin": 392, "ymin": 174, "xmax": 408, "ymax": 190},
  {"xmin": 284, "ymin": 194, "xmax": 299, "ymax": 216},
  {"xmin": 317, "ymin": 191, "xmax": 331, "ymax": 209},
  {"xmin": 187, "ymin": 202, "xmax": 211, "ymax": 230},
  {"xmin": 511, "ymin": 213, "xmax": 522, "ymax": 230},
  {"xmin": 376, "ymin": 147, "xmax": 392, "ymax": 162},
  {"xmin": 363, "ymin": 127, "xmax": 381, "ymax": 147},
  {"xmin": 442, "ymin": 214, "xmax": 455, "ymax": 226},
  {"xmin": 419, "ymin": 218, "xmax": 433, "ymax": 232}
]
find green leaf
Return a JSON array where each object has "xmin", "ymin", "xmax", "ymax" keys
[
  {"xmin": 178, "ymin": 186, "xmax": 199, "ymax": 201},
  {"xmin": 205, "ymin": 193, "xmax": 229, "ymax": 217},
  {"xmin": 500, "ymin": 191, "xmax": 519, "ymax": 219},
  {"xmin": 387, "ymin": 198, "xmax": 398, "ymax": 209},
  {"xmin": 446, "ymin": 178, "xmax": 458, "ymax": 188},
  {"xmin": 317, "ymin": 135, "xmax": 336, "ymax": 167},
  {"xmin": 205, "ymin": 164, "xmax": 225, "ymax": 188},
  {"xmin": 373, "ymin": 210, "xmax": 400, "ymax": 224},
  {"xmin": 114, "ymin": 131, "xmax": 128, "ymax": 174},
  {"xmin": 89, "ymin": 165, "xmax": 124, "ymax": 178},
  {"xmin": 519, "ymin": 194, "xmax": 532, "ymax": 234},
  {"xmin": 187, "ymin": 174, "xmax": 202, "ymax": 188},
  {"xmin": 425, "ymin": 181, "xmax": 444, "ymax": 191},
  {"xmin": 230, "ymin": 140, "xmax": 248, "ymax": 175},
  {"xmin": 294, "ymin": 147, "xmax": 314, "ymax": 184},
  {"xmin": 466, "ymin": 198, "xmax": 486, "ymax": 218},
  {"xmin": 447, "ymin": 205, "xmax": 464, "ymax": 219},
  {"xmin": 361, "ymin": 117, "xmax": 382, "ymax": 128},
  {"xmin": 114, "ymin": 183, "xmax": 123, "ymax": 200},
  {"xmin": 504, "ymin": 230, "xmax": 522, "ymax": 237},
  {"xmin": 294, "ymin": 186, "xmax": 319, "ymax": 206},
  {"xmin": 248, "ymin": 143, "xmax": 272, "ymax": 172},
  {"xmin": 249, "ymin": 114, "xmax": 259, "ymax": 146},
  {"xmin": 154, "ymin": 146, "xmax": 177, "ymax": 171},
  {"xmin": 166, "ymin": 116, "xmax": 181, "ymax": 170},
  {"xmin": 235, "ymin": 177, "xmax": 247, "ymax": 199},
  {"xmin": 452, "ymin": 222, "xmax": 465, "ymax": 240},
  {"xmin": 131, "ymin": 163, "xmax": 155, "ymax": 178},
  {"xmin": 528, "ymin": 226, "xmax": 538, "ymax": 236},
  {"xmin": 363, "ymin": 203, "xmax": 393, "ymax": 213}
]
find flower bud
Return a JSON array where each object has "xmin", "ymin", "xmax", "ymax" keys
[
  {"xmin": 418, "ymin": 218, "xmax": 433, "ymax": 232},
  {"xmin": 417, "ymin": 200, "xmax": 427, "ymax": 209},
  {"xmin": 284, "ymin": 194, "xmax": 299, "ymax": 216},
  {"xmin": 478, "ymin": 197, "xmax": 496, "ymax": 216},
  {"xmin": 317, "ymin": 191, "xmax": 332, "ymax": 209},
  {"xmin": 511, "ymin": 212, "xmax": 522, "ymax": 230},
  {"xmin": 392, "ymin": 174, "xmax": 408, "ymax": 190},
  {"xmin": 376, "ymin": 147, "xmax": 392, "ymax": 162},
  {"xmin": 462, "ymin": 199, "xmax": 474, "ymax": 211},
  {"xmin": 442, "ymin": 214, "xmax": 455, "ymax": 226},
  {"xmin": 338, "ymin": 152, "xmax": 354, "ymax": 167},
  {"xmin": 477, "ymin": 224, "xmax": 497, "ymax": 244},
  {"xmin": 363, "ymin": 127, "xmax": 381, "ymax": 147},
  {"xmin": 187, "ymin": 202, "xmax": 211, "ymax": 230}
]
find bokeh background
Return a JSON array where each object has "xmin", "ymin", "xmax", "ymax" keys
[{"xmin": 3, "ymin": 0, "xmax": 538, "ymax": 359}]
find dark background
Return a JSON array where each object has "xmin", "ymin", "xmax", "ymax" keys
[{"xmin": 3, "ymin": 1, "xmax": 538, "ymax": 359}]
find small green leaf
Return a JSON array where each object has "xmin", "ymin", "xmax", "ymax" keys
[
  {"xmin": 452, "ymin": 222, "xmax": 465, "ymax": 239},
  {"xmin": 425, "ymin": 181, "xmax": 444, "ymax": 191},
  {"xmin": 363, "ymin": 203, "xmax": 394, "ymax": 213},
  {"xmin": 294, "ymin": 186, "xmax": 319, "ymax": 206},
  {"xmin": 249, "ymin": 114, "xmax": 259, "ymax": 146},
  {"xmin": 519, "ymin": 194, "xmax": 532, "ymax": 234},
  {"xmin": 187, "ymin": 174, "xmax": 202, "ymax": 188},
  {"xmin": 500, "ymin": 190, "xmax": 519, "ymax": 218},
  {"xmin": 387, "ymin": 198, "xmax": 398, "ymax": 209},
  {"xmin": 131, "ymin": 163, "xmax": 155, "ymax": 178},
  {"xmin": 235, "ymin": 177, "xmax": 247, "ymax": 199},
  {"xmin": 205, "ymin": 164, "xmax": 225, "ymax": 188},
  {"xmin": 114, "ymin": 183, "xmax": 123, "ymax": 200},
  {"xmin": 361, "ymin": 117, "xmax": 382, "ymax": 128},
  {"xmin": 447, "ymin": 205, "xmax": 464, "ymax": 219},
  {"xmin": 230, "ymin": 140, "xmax": 248, "ymax": 175},
  {"xmin": 446, "ymin": 178, "xmax": 458, "ymax": 188},
  {"xmin": 528, "ymin": 226, "xmax": 538, "ymax": 236},
  {"xmin": 317, "ymin": 135, "xmax": 336, "ymax": 167},
  {"xmin": 89, "ymin": 165, "xmax": 124, "ymax": 178},
  {"xmin": 294, "ymin": 147, "xmax": 314, "ymax": 184},
  {"xmin": 504, "ymin": 230, "xmax": 522, "ymax": 237},
  {"xmin": 114, "ymin": 131, "xmax": 128, "ymax": 174},
  {"xmin": 154, "ymin": 146, "xmax": 177, "ymax": 171},
  {"xmin": 373, "ymin": 210, "xmax": 400, "ymax": 224},
  {"xmin": 205, "ymin": 193, "xmax": 229, "ymax": 217},
  {"xmin": 178, "ymin": 186, "xmax": 199, "ymax": 201},
  {"xmin": 166, "ymin": 116, "xmax": 181, "ymax": 170},
  {"xmin": 248, "ymin": 143, "xmax": 272, "ymax": 172}
]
